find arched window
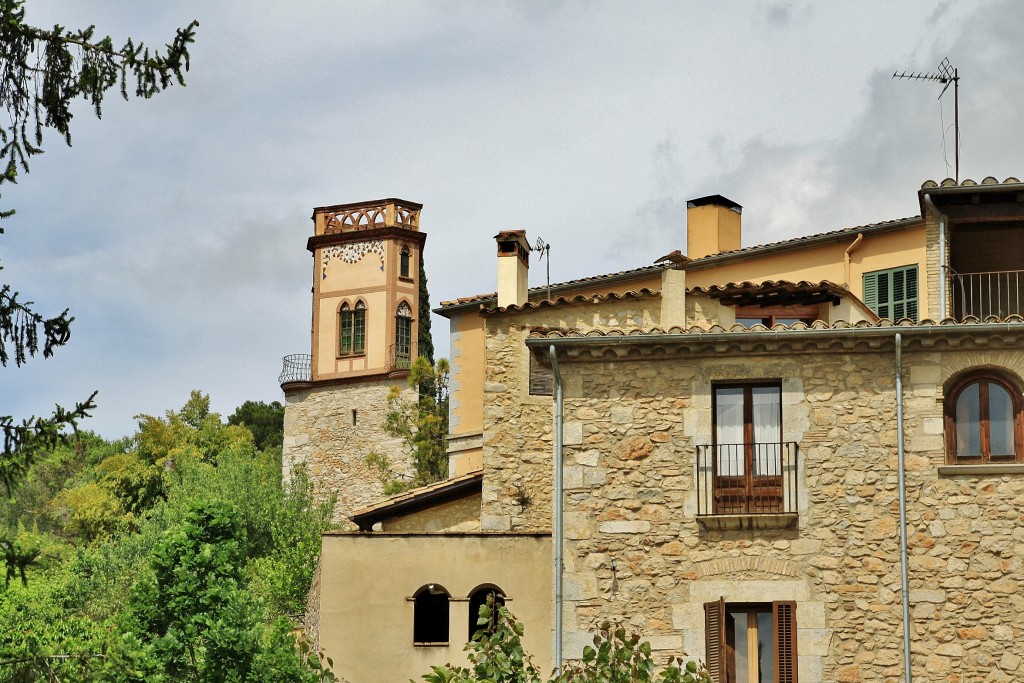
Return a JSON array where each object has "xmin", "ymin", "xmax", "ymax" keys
[
  {"xmin": 339, "ymin": 301, "xmax": 366, "ymax": 356},
  {"xmin": 400, "ymin": 245, "xmax": 411, "ymax": 278},
  {"xmin": 413, "ymin": 584, "xmax": 450, "ymax": 645},
  {"xmin": 467, "ymin": 585, "xmax": 505, "ymax": 641},
  {"xmin": 395, "ymin": 301, "xmax": 412, "ymax": 369},
  {"xmin": 945, "ymin": 370, "xmax": 1024, "ymax": 463}
]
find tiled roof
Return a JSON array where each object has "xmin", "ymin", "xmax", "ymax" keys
[
  {"xmin": 921, "ymin": 176, "xmax": 1022, "ymax": 189},
  {"xmin": 690, "ymin": 279, "xmax": 850, "ymax": 300},
  {"xmin": 349, "ymin": 470, "xmax": 483, "ymax": 531},
  {"xmin": 438, "ymin": 215, "xmax": 921, "ymax": 311},
  {"xmin": 480, "ymin": 288, "xmax": 660, "ymax": 315},
  {"xmin": 526, "ymin": 314, "xmax": 1024, "ymax": 339}
]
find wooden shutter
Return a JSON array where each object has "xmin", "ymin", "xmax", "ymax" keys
[
  {"xmin": 862, "ymin": 272, "xmax": 878, "ymax": 315},
  {"xmin": 773, "ymin": 600, "xmax": 798, "ymax": 683},
  {"xmin": 704, "ymin": 598, "xmax": 726, "ymax": 683}
]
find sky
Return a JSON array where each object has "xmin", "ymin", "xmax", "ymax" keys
[{"xmin": 4, "ymin": 0, "xmax": 1024, "ymax": 439}]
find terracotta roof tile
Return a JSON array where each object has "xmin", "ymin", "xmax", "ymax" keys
[{"xmin": 480, "ymin": 288, "xmax": 660, "ymax": 314}]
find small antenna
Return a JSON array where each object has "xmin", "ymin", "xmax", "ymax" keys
[
  {"xmin": 893, "ymin": 57, "xmax": 960, "ymax": 182},
  {"xmin": 534, "ymin": 236, "xmax": 551, "ymax": 301}
]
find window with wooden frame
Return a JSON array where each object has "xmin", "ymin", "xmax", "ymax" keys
[
  {"xmin": 413, "ymin": 584, "xmax": 450, "ymax": 645},
  {"xmin": 395, "ymin": 301, "xmax": 413, "ymax": 367},
  {"xmin": 712, "ymin": 382, "xmax": 783, "ymax": 514},
  {"xmin": 944, "ymin": 370, "xmax": 1024, "ymax": 464},
  {"xmin": 734, "ymin": 304, "xmax": 818, "ymax": 328},
  {"xmin": 339, "ymin": 301, "xmax": 366, "ymax": 356},
  {"xmin": 400, "ymin": 245, "xmax": 412, "ymax": 279},
  {"xmin": 705, "ymin": 599, "xmax": 798, "ymax": 683},
  {"xmin": 862, "ymin": 265, "xmax": 918, "ymax": 322}
]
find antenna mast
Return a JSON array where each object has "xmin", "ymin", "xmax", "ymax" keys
[
  {"xmin": 893, "ymin": 57, "xmax": 960, "ymax": 182},
  {"xmin": 534, "ymin": 237, "xmax": 551, "ymax": 301}
]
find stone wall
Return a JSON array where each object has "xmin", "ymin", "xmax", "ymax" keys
[
  {"xmin": 283, "ymin": 378, "xmax": 418, "ymax": 528},
  {"xmin": 481, "ymin": 312, "xmax": 1024, "ymax": 681}
]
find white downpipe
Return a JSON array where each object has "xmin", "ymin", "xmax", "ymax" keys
[
  {"xmin": 895, "ymin": 332, "xmax": 912, "ymax": 683},
  {"xmin": 549, "ymin": 345, "xmax": 564, "ymax": 675},
  {"xmin": 923, "ymin": 194, "xmax": 948, "ymax": 317}
]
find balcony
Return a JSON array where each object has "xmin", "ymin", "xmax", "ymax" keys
[
  {"xmin": 948, "ymin": 270, "xmax": 1024, "ymax": 320},
  {"xmin": 696, "ymin": 442, "xmax": 798, "ymax": 529},
  {"xmin": 278, "ymin": 354, "xmax": 311, "ymax": 385},
  {"xmin": 389, "ymin": 344, "xmax": 411, "ymax": 371}
]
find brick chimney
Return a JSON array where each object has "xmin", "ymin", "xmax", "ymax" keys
[
  {"xmin": 495, "ymin": 230, "xmax": 531, "ymax": 308},
  {"xmin": 686, "ymin": 195, "xmax": 742, "ymax": 259}
]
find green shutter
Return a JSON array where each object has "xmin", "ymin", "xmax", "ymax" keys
[{"xmin": 863, "ymin": 265, "xmax": 918, "ymax": 322}]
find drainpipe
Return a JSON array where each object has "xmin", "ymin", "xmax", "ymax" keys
[
  {"xmin": 895, "ymin": 332, "xmax": 912, "ymax": 683},
  {"xmin": 923, "ymin": 194, "xmax": 948, "ymax": 318},
  {"xmin": 549, "ymin": 344, "xmax": 564, "ymax": 676},
  {"xmin": 844, "ymin": 233, "xmax": 864, "ymax": 287}
]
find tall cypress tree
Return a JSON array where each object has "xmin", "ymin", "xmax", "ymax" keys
[{"xmin": 418, "ymin": 254, "xmax": 434, "ymax": 365}]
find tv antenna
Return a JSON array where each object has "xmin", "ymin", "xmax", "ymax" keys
[
  {"xmin": 893, "ymin": 57, "xmax": 960, "ymax": 182},
  {"xmin": 534, "ymin": 236, "xmax": 551, "ymax": 301}
]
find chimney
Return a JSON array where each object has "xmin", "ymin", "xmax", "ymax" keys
[
  {"xmin": 495, "ymin": 230, "xmax": 531, "ymax": 308},
  {"xmin": 686, "ymin": 195, "xmax": 742, "ymax": 259}
]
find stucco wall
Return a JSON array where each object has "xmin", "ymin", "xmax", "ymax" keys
[
  {"xmin": 382, "ymin": 493, "xmax": 482, "ymax": 533},
  {"xmin": 318, "ymin": 533, "xmax": 552, "ymax": 683}
]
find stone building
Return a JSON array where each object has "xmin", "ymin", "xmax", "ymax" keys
[{"xmin": 284, "ymin": 177, "xmax": 1024, "ymax": 683}]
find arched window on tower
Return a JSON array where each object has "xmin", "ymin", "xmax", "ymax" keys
[
  {"xmin": 413, "ymin": 584, "xmax": 450, "ymax": 645},
  {"xmin": 395, "ymin": 301, "xmax": 412, "ymax": 369},
  {"xmin": 400, "ymin": 245, "xmax": 411, "ymax": 279},
  {"xmin": 339, "ymin": 301, "xmax": 367, "ymax": 356},
  {"xmin": 467, "ymin": 585, "xmax": 506, "ymax": 641}
]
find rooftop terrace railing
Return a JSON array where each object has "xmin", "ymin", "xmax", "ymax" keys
[{"xmin": 948, "ymin": 270, "xmax": 1024, "ymax": 320}]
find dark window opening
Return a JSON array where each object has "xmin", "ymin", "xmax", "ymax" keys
[
  {"xmin": 467, "ymin": 586, "xmax": 506, "ymax": 640},
  {"xmin": 705, "ymin": 599, "xmax": 797, "ymax": 683},
  {"xmin": 414, "ymin": 584, "xmax": 450, "ymax": 645},
  {"xmin": 400, "ymin": 246, "xmax": 411, "ymax": 278}
]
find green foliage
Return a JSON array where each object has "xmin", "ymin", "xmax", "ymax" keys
[
  {"xmin": 421, "ymin": 600, "xmax": 711, "ymax": 683},
  {"xmin": 418, "ymin": 256, "xmax": 434, "ymax": 366},
  {"xmin": 376, "ymin": 356, "xmax": 450, "ymax": 493},
  {"xmin": 1, "ymin": 1, "xmax": 197, "ymax": 502},
  {"xmin": 228, "ymin": 400, "xmax": 285, "ymax": 451},
  {"xmin": 134, "ymin": 390, "xmax": 253, "ymax": 466}
]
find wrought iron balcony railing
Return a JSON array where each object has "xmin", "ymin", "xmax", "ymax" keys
[
  {"xmin": 696, "ymin": 442, "xmax": 798, "ymax": 516},
  {"xmin": 279, "ymin": 354, "xmax": 311, "ymax": 385},
  {"xmin": 948, "ymin": 270, "xmax": 1024, "ymax": 320}
]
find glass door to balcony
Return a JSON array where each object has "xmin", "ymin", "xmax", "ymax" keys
[{"xmin": 713, "ymin": 384, "xmax": 782, "ymax": 514}]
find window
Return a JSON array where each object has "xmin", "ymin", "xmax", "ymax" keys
[
  {"xmin": 863, "ymin": 265, "xmax": 918, "ymax": 321},
  {"xmin": 705, "ymin": 599, "xmax": 798, "ymax": 683},
  {"xmin": 467, "ymin": 585, "xmax": 506, "ymax": 640},
  {"xmin": 712, "ymin": 383, "xmax": 783, "ymax": 514},
  {"xmin": 529, "ymin": 352, "xmax": 553, "ymax": 396},
  {"xmin": 414, "ymin": 584, "xmax": 450, "ymax": 645},
  {"xmin": 945, "ymin": 370, "xmax": 1024, "ymax": 463},
  {"xmin": 395, "ymin": 301, "xmax": 412, "ymax": 369},
  {"xmin": 400, "ymin": 245, "xmax": 411, "ymax": 278},
  {"xmin": 339, "ymin": 301, "xmax": 366, "ymax": 356}
]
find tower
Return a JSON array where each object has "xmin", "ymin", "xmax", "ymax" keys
[{"xmin": 280, "ymin": 198, "xmax": 425, "ymax": 525}]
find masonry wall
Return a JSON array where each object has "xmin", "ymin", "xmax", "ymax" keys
[
  {"xmin": 481, "ymin": 313, "xmax": 1024, "ymax": 681},
  {"xmin": 282, "ymin": 379, "xmax": 417, "ymax": 527}
]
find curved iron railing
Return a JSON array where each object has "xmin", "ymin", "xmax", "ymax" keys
[{"xmin": 279, "ymin": 354, "xmax": 311, "ymax": 385}]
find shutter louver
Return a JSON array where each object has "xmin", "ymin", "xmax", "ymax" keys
[
  {"xmin": 704, "ymin": 598, "xmax": 726, "ymax": 683},
  {"xmin": 773, "ymin": 600, "xmax": 798, "ymax": 683}
]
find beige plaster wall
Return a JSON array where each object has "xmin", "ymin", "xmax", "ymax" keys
[
  {"xmin": 282, "ymin": 378, "xmax": 418, "ymax": 527},
  {"xmin": 318, "ymin": 533, "xmax": 552, "ymax": 683}
]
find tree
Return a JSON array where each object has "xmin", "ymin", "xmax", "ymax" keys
[
  {"xmin": 228, "ymin": 400, "xmax": 286, "ymax": 452},
  {"xmin": 0, "ymin": 0, "xmax": 198, "ymax": 497},
  {"xmin": 422, "ymin": 598, "xmax": 712, "ymax": 683},
  {"xmin": 368, "ymin": 356, "xmax": 449, "ymax": 493},
  {"xmin": 418, "ymin": 256, "xmax": 434, "ymax": 366}
]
